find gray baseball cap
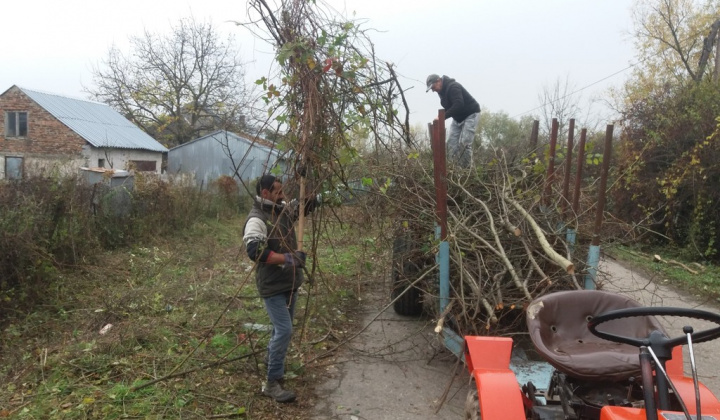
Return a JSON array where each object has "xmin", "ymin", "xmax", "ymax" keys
[{"xmin": 426, "ymin": 74, "xmax": 440, "ymax": 92}]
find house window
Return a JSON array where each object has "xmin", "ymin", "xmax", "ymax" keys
[
  {"xmin": 98, "ymin": 159, "xmax": 106, "ymax": 168},
  {"xmin": 129, "ymin": 160, "xmax": 157, "ymax": 172},
  {"xmin": 5, "ymin": 111, "xmax": 28, "ymax": 138},
  {"xmin": 5, "ymin": 156, "xmax": 23, "ymax": 180}
]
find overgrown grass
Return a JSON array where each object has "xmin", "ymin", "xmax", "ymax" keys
[
  {"xmin": 0, "ymin": 173, "xmax": 243, "ymax": 310},
  {"xmin": 0, "ymin": 203, "xmax": 385, "ymax": 419},
  {"xmin": 608, "ymin": 244, "xmax": 720, "ymax": 300}
]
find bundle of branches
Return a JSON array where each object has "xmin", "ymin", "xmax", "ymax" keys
[
  {"xmin": 241, "ymin": 0, "xmax": 412, "ymax": 195},
  {"xmin": 388, "ymin": 149, "xmax": 588, "ymax": 337}
]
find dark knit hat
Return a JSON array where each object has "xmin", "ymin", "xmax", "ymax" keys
[{"xmin": 256, "ymin": 174, "xmax": 277, "ymax": 195}]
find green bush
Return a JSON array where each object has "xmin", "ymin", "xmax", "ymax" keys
[{"xmin": 0, "ymin": 173, "xmax": 244, "ymax": 310}]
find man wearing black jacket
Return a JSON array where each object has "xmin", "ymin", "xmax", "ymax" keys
[{"xmin": 426, "ymin": 74, "xmax": 480, "ymax": 168}]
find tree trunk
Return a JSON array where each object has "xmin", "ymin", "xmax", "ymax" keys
[
  {"xmin": 715, "ymin": 29, "xmax": 720, "ymax": 83},
  {"xmin": 697, "ymin": 19, "xmax": 720, "ymax": 82}
]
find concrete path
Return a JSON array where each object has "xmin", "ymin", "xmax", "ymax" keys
[
  {"xmin": 600, "ymin": 257, "xmax": 720, "ymax": 396},
  {"xmin": 311, "ymin": 279, "xmax": 469, "ymax": 419}
]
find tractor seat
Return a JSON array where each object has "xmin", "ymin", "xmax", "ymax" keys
[{"xmin": 526, "ymin": 290, "xmax": 667, "ymax": 382}]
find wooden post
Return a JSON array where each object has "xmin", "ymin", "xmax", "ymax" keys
[
  {"xmin": 543, "ymin": 118, "xmax": 559, "ymax": 207},
  {"xmin": 561, "ymin": 119, "xmax": 575, "ymax": 219},
  {"xmin": 584, "ymin": 125, "xmax": 613, "ymax": 289},
  {"xmin": 297, "ymin": 176, "xmax": 306, "ymax": 251},
  {"xmin": 591, "ymin": 125, "xmax": 613, "ymax": 247},
  {"xmin": 529, "ymin": 120, "xmax": 539, "ymax": 150},
  {"xmin": 432, "ymin": 110, "xmax": 448, "ymax": 240},
  {"xmin": 572, "ymin": 128, "xmax": 587, "ymax": 221}
]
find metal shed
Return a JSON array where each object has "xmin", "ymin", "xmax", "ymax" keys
[{"xmin": 167, "ymin": 130, "xmax": 283, "ymax": 189}]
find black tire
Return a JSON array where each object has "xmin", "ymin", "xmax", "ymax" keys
[
  {"xmin": 465, "ymin": 379, "xmax": 481, "ymax": 419},
  {"xmin": 390, "ymin": 231, "xmax": 424, "ymax": 316}
]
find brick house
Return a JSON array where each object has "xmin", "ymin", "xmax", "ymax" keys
[{"xmin": 0, "ymin": 85, "xmax": 168, "ymax": 180}]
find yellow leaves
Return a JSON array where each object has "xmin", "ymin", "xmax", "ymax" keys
[
  {"xmin": 378, "ymin": 178, "xmax": 392, "ymax": 194},
  {"xmin": 306, "ymin": 57, "xmax": 316, "ymax": 70},
  {"xmin": 266, "ymin": 84, "xmax": 281, "ymax": 99}
]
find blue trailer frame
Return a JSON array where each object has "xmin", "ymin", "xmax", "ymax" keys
[{"xmin": 430, "ymin": 110, "xmax": 555, "ymax": 388}]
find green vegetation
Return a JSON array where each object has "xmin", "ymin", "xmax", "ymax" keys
[
  {"xmin": 610, "ymin": 0, "xmax": 720, "ymax": 262},
  {"xmin": 609, "ymin": 244, "xmax": 720, "ymax": 299},
  {"xmin": 0, "ymin": 176, "xmax": 383, "ymax": 419}
]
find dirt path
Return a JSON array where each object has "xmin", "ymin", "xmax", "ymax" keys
[{"xmin": 310, "ymin": 258, "xmax": 720, "ymax": 419}]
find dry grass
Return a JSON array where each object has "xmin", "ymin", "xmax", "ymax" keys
[{"xmin": 0, "ymin": 207, "xmax": 381, "ymax": 419}]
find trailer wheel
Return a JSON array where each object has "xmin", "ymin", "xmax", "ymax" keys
[
  {"xmin": 390, "ymin": 232, "xmax": 424, "ymax": 316},
  {"xmin": 464, "ymin": 380, "xmax": 481, "ymax": 420}
]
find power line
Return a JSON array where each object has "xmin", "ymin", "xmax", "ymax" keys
[
  {"xmin": 510, "ymin": 62, "xmax": 637, "ymax": 119},
  {"xmin": 512, "ymin": 19, "xmax": 719, "ymax": 120}
]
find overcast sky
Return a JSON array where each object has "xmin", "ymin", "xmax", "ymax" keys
[{"xmin": 1, "ymin": 0, "xmax": 637, "ymax": 128}]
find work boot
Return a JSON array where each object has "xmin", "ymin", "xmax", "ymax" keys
[{"xmin": 262, "ymin": 380, "xmax": 296, "ymax": 403}]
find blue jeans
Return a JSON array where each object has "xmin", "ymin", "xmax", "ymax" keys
[
  {"xmin": 447, "ymin": 112, "xmax": 479, "ymax": 168},
  {"xmin": 263, "ymin": 290, "xmax": 298, "ymax": 382}
]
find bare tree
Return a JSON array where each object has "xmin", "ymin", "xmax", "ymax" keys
[
  {"xmin": 537, "ymin": 75, "xmax": 582, "ymax": 143},
  {"xmin": 88, "ymin": 17, "xmax": 251, "ymax": 147}
]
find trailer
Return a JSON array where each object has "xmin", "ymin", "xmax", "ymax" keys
[{"xmin": 390, "ymin": 110, "xmax": 720, "ymax": 420}]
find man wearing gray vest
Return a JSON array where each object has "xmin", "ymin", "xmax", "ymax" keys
[{"xmin": 243, "ymin": 174, "xmax": 316, "ymax": 403}]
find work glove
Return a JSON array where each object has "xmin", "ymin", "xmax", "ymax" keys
[
  {"xmin": 303, "ymin": 196, "xmax": 320, "ymax": 216},
  {"xmin": 290, "ymin": 197, "xmax": 321, "ymax": 217},
  {"xmin": 283, "ymin": 251, "xmax": 306, "ymax": 270}
]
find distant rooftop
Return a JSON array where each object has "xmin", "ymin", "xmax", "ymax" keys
[
  {"xmin": 18, "ymin": 86, "xmax": 168, "ymax": 153},
  {"xmin": 170, "ymin": 130, "xmax": 281, "ymax": 156}
]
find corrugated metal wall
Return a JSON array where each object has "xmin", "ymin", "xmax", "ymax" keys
[{"xmin": 167, "ymin": 131, "xmax": 284, "ymax": 191}]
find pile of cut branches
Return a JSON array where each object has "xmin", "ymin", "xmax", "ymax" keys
[
  {"xmin": 241, "ymin": 0, "xmax": 595, "ymax": 339},
  {"xmin": 387, "ymin": 149, "xmax": 589, "ymax": 337}
]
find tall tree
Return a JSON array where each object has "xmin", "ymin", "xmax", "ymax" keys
[
  {"xmin": 629, "ymin": 0, "xmax": 720, "ymax": 88},
  {"xmin": 478, "ymin": 111, "xmax": 535, "ymax": 155},
  {"xmin": 613, "ymin": 0, "xmax": 720, "ymax": 259},
  {"xmin": 88, "ymin": 17, "xmax": 250, "ymax": 147}
]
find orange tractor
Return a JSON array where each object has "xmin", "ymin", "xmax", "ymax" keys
[{"xmin": 464, "ymin": 289, "xmax": 720, "ymax": 420}]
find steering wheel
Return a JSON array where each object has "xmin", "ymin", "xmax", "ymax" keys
[{"xmin": 588, "ymin": 307, "xmax": 720, "ymax": 357}]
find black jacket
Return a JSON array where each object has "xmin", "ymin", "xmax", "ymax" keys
[{"xmin": 438, "ymin": 76, "xmax": 480, "ymax": 123}]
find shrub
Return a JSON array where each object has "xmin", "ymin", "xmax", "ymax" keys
[{"xmin": 0, "ymin": 173, "xmax": 242, "ymax": 313}]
